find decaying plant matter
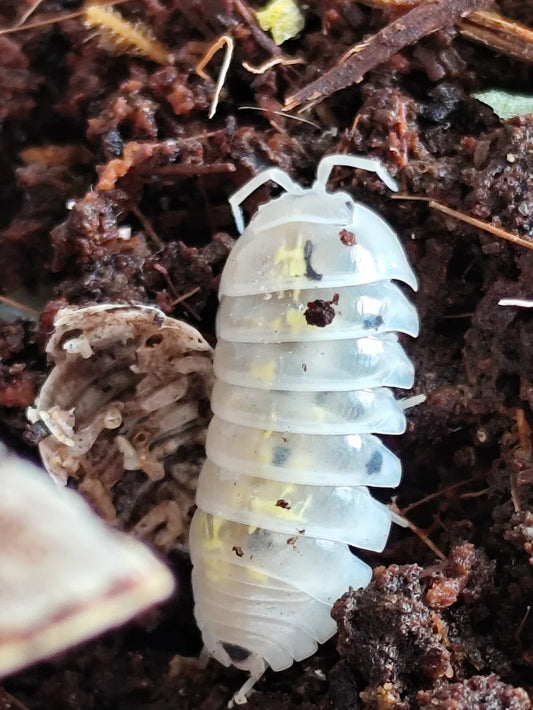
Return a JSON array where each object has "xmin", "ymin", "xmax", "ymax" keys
[
  {"xmin": 0, "ymin": 443, "xmax": 174, "ymax": 679},
  {"xmin": 28, "ymin": 304, "xmax": 213, "ymax": 549}
]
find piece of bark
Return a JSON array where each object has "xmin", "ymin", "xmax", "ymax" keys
[
  {"xmin": 460, "ymin": 9, "xmax": 533, "ymax": 64},
  {"xmin": 284, "ymin": 0, "xmax": 494, "ymax": 110}
]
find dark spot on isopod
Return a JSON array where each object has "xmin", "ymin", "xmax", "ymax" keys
[
  {"xmin": 304, "ymin": 299, "xmax": 336, "ymax": 327},
  {"xmin": 66, "ymin": 476, "xmax": 79, "ymax": 490},
  {"xmin": 287, "ymin": 537, "xmax": 297, "ymax": 546},
  {"xmin": 145, "ymin": 333, "xmax": 164, "ymax": 347},
  {"xmin": 25, "ymin": 420, "xmax": 50, "ymax": 445},
  {"xmin": 302, "ymin": 362, "xmax": 307, "ymax": 372},
  {"xmin": 304, "ymin": 240, "xmax": 322, "ymax": 281},
  {"xmin": 57, "ymin": 328, "xmax": 83, "ymax": 350},
  {"xmin": 298, "ymin": 529, "xmax": 305, "ymax": 535},
  {"xmin": 363, "ymin": 314, "xmax": 384, "ymax": 329},
  {"xmin": 276, "ymin": 499, "xmax": 291, "ymax": 509},
  {"xmin": 272, "ymin": 446, "xmax": 290, "ymax": 466},
  {"xmin": 366, "ymin": 450, "xmax": 383, "ymax": 474},
  {"xmin": 222, "ymin": 643, "xmax": 251, "ymax": 663},
  {"xmin": 232, "ymin": 545, "xmax": 244, "ymax": 557},
  {"xmin": 339, "ymin": 229, "xmax": 356, "ymax": 246}
]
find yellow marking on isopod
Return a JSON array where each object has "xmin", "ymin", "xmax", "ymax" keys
[
  {"xmin": 250, "ymin": 360, "xmax": 277, "ymax": 383},
  {"xmin": 273, "ymin": 241, "xmax": 306, "ymax": 278},
  {"xmin": 248, "ymin": 480, "xmax": 313, "ymax": 523},
  {"xmin": 202, "ymin": 514, "xmax": 227, "ymax": 551},
  {"xmin": 285, "ymin": 308, "xmax": 306, "ymax": 330},
  {"xmin": 270, "ymin": 316, "xmax": 283, "ymax": 332},
  {"xmin": 287, "ymin": 452, "xmax": 312, "ymax": 477}
]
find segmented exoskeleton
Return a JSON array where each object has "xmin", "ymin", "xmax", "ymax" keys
[{"xmin": 190, "ymin": 154, "xmax": 418, "ymax": 704}]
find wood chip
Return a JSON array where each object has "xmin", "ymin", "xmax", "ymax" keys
[
  {"xmin": 284, "ymin": 0, "xmax": 493, "ymax": 110},
  {"xmin": 459, "ymin": 9, "xmax": 533, "ymax": 65}
]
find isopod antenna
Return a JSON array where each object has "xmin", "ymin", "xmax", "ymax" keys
[
  {"xmin": 229, "ymin": 167, "xmax": 305, "ymax": 234},
  {"xmin": 314, "ymin": 153, "xmax": 399, "ymax": 193}
]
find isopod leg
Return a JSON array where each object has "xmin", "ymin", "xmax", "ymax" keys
[
  {"xmin": 229, "ymin": 168, "xmax": 304, "ymax": 233},
  {"xmin": 198, "ymin": 646, "xmax": 211, "ymax": 669},
  {"xmin": 228, "ymin": 668, "xmax": 265, "ymax": 707},
  {"xmin": 314, "ymin": 153, "xmax": 399, "ymax": 193}
]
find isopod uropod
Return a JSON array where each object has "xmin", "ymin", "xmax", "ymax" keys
[{"xmin": 190, "ymin": 154, "xmax": 419, "ymax": 704}]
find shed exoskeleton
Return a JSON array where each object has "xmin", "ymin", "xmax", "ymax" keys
[{"xmin": 190, "ymin": 154, "xmax": 418, "ymax": 705}]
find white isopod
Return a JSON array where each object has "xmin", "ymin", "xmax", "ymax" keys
[{"xmin": 189, "ymin": 154, "xmax": 419, "ymax": 704}]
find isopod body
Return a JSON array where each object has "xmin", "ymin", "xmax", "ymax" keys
[{"xmin": 190, "ymin": 154, "xmax": 418, "ymax": 703}]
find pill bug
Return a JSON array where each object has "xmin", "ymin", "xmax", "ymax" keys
[
  {"xmin": 190, "ymin": 154, "xmax": 418, "ymax": 704},
  {"xmin": 29, "ymin": 304, "xmax": 213, "ymax": 549}
]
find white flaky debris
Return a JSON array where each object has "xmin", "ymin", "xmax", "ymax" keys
[
  {"xmin": 0, "ymin": 444, "xmax": 174, "ymax": 679},
  {"xmin": 498, "ymin": 298, "xmax": 533, "ymax": 308}
]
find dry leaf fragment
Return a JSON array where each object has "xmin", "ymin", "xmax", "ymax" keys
[
  {"xmin": 0, "ymin": 444, "xmax": 174, "ymax": 679},
  {"xmin": 474, "ymin": 89, "xmax": 533, "ymax": 120},
  {"xmin": 256, "ymin": 0, "xmax": 305, "ymax": 45}
]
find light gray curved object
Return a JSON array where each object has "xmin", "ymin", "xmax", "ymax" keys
[{"xmin": 190, "ymin": 154, "xmax": 418, "ymax": 705}]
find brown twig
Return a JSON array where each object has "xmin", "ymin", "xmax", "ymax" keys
[
  {"xmin": 0, "ymin": 689, "xmax": 31, "ymax": 710},
  {"xmin": 152, "ymin": 264, "xmax": 202, "ymax": 322},
  {"xmin": 459, "ymin": 487, "xmax": 490, "ymax": 499},
  {"xmin": 460, "ymin": 9, "xmax": 533, "ymax": 64},
  {"xmin": 13, "ymin": 0, "xmax": 45, "ymax": 27},
  {"xmin": 0, "ymin": 295, "xmax": 40, "ymax": 318},
  {"xmin": 238, "ymin": 105, "xmax": 321, "ymax": 129},
  {"xmin": 284, "ymin": 0, "xmax": 493, "ymax": 110},
  {"xmin": 129, "ymin": 205, "xmax": 164, "ymax": 249},
  {"xmin": 173, "ymin": 286, "xmax": 201, "ymax": 305},
  {"xmin": 514, "ymin": 605, "xmax": 531, "ymax": 643},
  {"xmin": 141, "ymin": 162, "xmax": 236, "ymax": 176},
  {"xmin": 0, "ymin": 0, "xmax": 128, "ymax": 36},
  {"xmin": 515, "ymin": 408, "xmax": 532, "ymax": 456},
  {"xmin": 233, "ymin": 0, "xmax": 282, "ymax": 57},
  {"xmin": 390, "ymin": 501, "xmax": 447, "ymax": 560},
  {"xmin": 353, "ymin": 1, "xmax": 533, "ymax": 65},
  {"xmin": 243, "ymin": 56, "xmax": 305, "ymax": 74},
  {"xmin": 401, "ymin": 480, "xmax": 471, "ymax": 514},
  {"xmin": 393, "ymin": 194, "xmax": 533, "ymax": 252}
]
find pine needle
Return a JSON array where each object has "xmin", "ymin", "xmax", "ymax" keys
[
  {"xmin": 393, "ymin": 194, "xmax": 533, "ymax": 252},
  {"xmin": 195, "ymin": 35, "xmax": 234, "ymax": 119}
]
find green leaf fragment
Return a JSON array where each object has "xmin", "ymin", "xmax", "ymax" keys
[
  {"xmin": 256, "ymin": 0, "xmax": 305, "ymax": 45},
  {"xmin": 473, "ymin": 89, "xmax": 533, "ymax": 120}
]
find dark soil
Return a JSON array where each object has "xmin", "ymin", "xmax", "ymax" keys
[{"xmin": 0, "ymin": 1, "xmax": 532, "ymax": 708}]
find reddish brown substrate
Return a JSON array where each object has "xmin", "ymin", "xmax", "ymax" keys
[{"xmin": 0, "ymin": 0, "xmax": 532, "ymax": 708}]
